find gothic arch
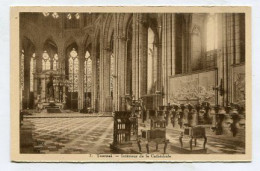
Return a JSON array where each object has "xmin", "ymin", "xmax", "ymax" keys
[
  {"xmin": 119, "ymin": 13, "xmax": 133, "ymax": 37},
  {"xmin": 147, "ymin": 15, "xmax": 159, "ymax": 44},
  {"xmin": 21, "ymin": 36, "xmax": 35, "ymax": 54},
  {"xmin": 43, "ymin": 38, "xmax": 58, "ymax": 51},
  {"xmin": 20, "ymin": 22, "xmax": 39, "ymax": 47},
  {"xmin": 63, "ymin": 36, "xmax": 79, "ymax": 54},
  {"xmin": 83, "ymin": 34, "xmax": 92, "ymax": 54},
  {"xmin": 103, "ymin": 14, "xmax": 114, "ymax": 50}
]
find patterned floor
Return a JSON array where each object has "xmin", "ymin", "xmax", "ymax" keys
[
  {"xmin": 21, "ymin": 117, "xmax": 114, "ymax": 154},
  {"xmin": 20, "ymin": 116, "xmax": 245, "ymax": 154},
  {"xmin": 165, "ymin": 130, "xmax": 245, "ymax": 154}
]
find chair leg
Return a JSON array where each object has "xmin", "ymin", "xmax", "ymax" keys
[
  {"xmin": 146, "ymin": 142, "xmax": 149, "ymax": 154},
  {"xmin": 164, "ymin": 141, "xmax": 168, "ymax": 154},
  {"xmin": 179, "ymin": 133, "xmax": 183, "ymax": 148},
  {"xmin": 137, "ymin": 139, "xmax": 142, "ymax": 153},
  {"xmin": 190, "ymin": 137, "xmax": 193, "ymax": 151},
  {"xmin": 156, "ymin": 143, "xmax": 158, "ymax": 151},
  {"xmin": 203, "ymin": 136, "xmax": 207, "ymax": 149}
]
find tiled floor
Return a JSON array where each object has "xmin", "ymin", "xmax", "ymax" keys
[
  {"xmin": 21, "ymin": 117, "xmax": 114, "ymax": 154},
  {"xmin": 20, "ymin": 115, "xmax": 245, "ymax": 154}
]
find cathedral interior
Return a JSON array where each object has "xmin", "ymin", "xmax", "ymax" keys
[{"xmin": 20, "ymin": 12, "xmax": 246, "ymax": 154}]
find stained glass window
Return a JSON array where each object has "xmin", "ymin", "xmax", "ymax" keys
[
  {"xmin": 204, "ymin": 14, "xmax": 218, "ymax": 69},
  {"xmin": 53, "ymin": 53, "xmax": 59, "ymax": 70},
  {"xmin": 84, "ymin": 51, "xmax": 92, "ymax": 92},
  {"xmin": 20, "ymin": 50, "xmax": 25, "ymax": 91},
  {"xmin": 30, "ymin": 53, "xmax": 36, "ymax": 92},
  {"xmin": 206, "ymin": 14, "xmax": 218, "ymax": 51},
  {"xmin": 42, "ymin": 51, "xmax": 51, "ymax": 70},
  {"xmin": 68, "ymin": 48, "xmax": 79, "ymax": 92}
]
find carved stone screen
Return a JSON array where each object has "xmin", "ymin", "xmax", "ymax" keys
[{"xmin": 169, "ymin": 70, "xmax": 216, "ymax": 105}]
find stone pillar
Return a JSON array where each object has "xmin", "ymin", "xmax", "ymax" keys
[
  {"xmin": 218, "ymin": 13, "xmax": 234, "ymax": 106},
  {"xmin": 35, "ymin": 46, "xmax": 42, "ymax": 74},
  {"xmin": 41, "ymin": 76, "xmax": 46, "ymax": 102},
  {"xmin": 99, "ymin": 37, "xmax": 105, "ymax": 112},
  {"xmin": 91, "ymin": 45, "xmax": 96, "ymax": 111},
  {"xmin": 161, "ymin": 14, "xmax": 167, "ymax": 105},
  {"xmin": 113, "ymin": 14, "xmax": 119, "ymax": 111},
  {"xmin": 23, "ymin": 51, "xmax": 31, "ymax": 109},
  {"xmin": 33, "ymin": 75, "xmax": 38, "ymax": 108},
  {"xmin": 139, "ymin": 14, "xmax": 148, "ymax": 97},
  {"xmin": 77, "ymin": 46, "xmax": 85, "ymax": 110},
  {"xmin": 171, "ymin": 14, "xmax": 176, "ymax": 76},
  {"xmin": 161, "ymin": 14, "xmax": 177, "ymax": 105},
  {"xmin": 157, "ymin": 14, "xmax": 163, "ymax": 107},
  {"xmin": 217, "ymin": 14, "xmax": 224, "ymax": 106},
  {"xmin": 102, "ymin": 47, "xmax": 112, "ymax": 112},
  {"xmin": 132, "ymin": 14, "xmax": 138, "ymax": 100},
  {"xmin": 223, "ymin": 14, "xmax": 234, "ymax": 106},
  {"xmin": 117, "ymin": 36, "xmax": 127, "ymax": 111},
  {"xmin": 161, "ymin": 14, "xmax": 168, "ymax": 105},
  {"xmin": 63, "ymin": 85, "xmax": 66, "ymax": 108},
  {"xmin": 132, "ymin": 14, "xmax": 148, "ymax": 100},
  {"xmin": 91, "ymin": 37, "xmax": 100, "ymax": 112}
]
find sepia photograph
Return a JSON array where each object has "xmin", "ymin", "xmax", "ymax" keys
[{"xmin": 10, "ymin": 6, "xmax": 251, "ymax": 162}]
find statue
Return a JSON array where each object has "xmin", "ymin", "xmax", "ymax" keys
[
  {"xmin": 63, "ymin": 94, "xmax": 67, "ymax": 103},
  {"xmin": 47, "ymin": 74, "xmax": 54, "ymax": 101},
  {"xmin": 48, "ymin": 85, "xmax": 54, "ymax": 98}
]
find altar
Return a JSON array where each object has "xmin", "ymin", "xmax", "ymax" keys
[{"xmin": 34, "ymin": 70, "xmax": 69, "ymax": 111}]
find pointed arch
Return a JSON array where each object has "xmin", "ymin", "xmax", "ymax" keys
[
  {"xmin": 42, "ymin": 39, "xmax": 58, "ymax": 71},
  {"xmin": 63, "ymin": 36, "xmax": 79, "ymax": 54},
  {"xmin": 43, "ymin": 37, "xmax": 58, "ymax": 50},
  {"xmin": 103, "ymin": 14, "xmax": 114, "ymax": 50}
]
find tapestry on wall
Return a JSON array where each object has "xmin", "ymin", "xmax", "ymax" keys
[
  {"xmin": 232, "ymin": 65, "xmax": 245, "ymax": 106},
  {"xmin": 169, "ymin": 70, "xmax": 216, "ymax": 105}
]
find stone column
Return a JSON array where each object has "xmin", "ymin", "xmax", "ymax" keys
[
  {"xmin": 224, "ymin": 14, "xmax": 233, "ymax": 106},
  {"xmin": 132, "ymin": 14, "xmax": 138, "ymax": 100},
  {"xmin": 217, "ymin": 14, "xmax": 224, "ymax": 106},
  {"xmin": 63, "ymin": 85, "xmax": 66, "ymax": 108},
  {"xmin": 99, "ymin": 37, "xmax": 105, "ymax": 112},
  {"xmin": 23, "ymin": 51, "xmax": 31, "ymax": 109},
  {"xmin": 77, "ymin": 46, "xmax": 85, "ymax": 110},
  {"xmin": 102, "ymin": 47, "xmax": 112, "ymax": 112},
  {"xmin": 117, "ymin": 36, "xmax": 127, "ymax": 111},
  {"xmin": 139, "ymin": 14, "xmax": 148, "ymax": 97},
  {"xmin": 132, "ymin": 14, "xmax": 148, "ymax": 100},
  {"xmin": 35, "ymin": 46, "xmax": 42, "ymax": 74},
  {"xmin": 161, "ymin": 14, "xmax": 167, "ymax": 105},
  {"xmin": 42, "ymin": 76, "xmax": 46, "ymax": 102},
  {"xmin": 157, "ymin": 14, "xmax": 163, "ymax": 107},
  {"xmin": 113, "ymin": 13, "xmax": 119, "ymax": 111},
  {"xmin": 91, "ymin": 38, "xmax": 100, "ymax": 112},
  {"xmin": 33, "ymin": 75, "xmax": 38, "ymax": 108},
  {"xmin": 161, "ymin": 14, "xmax": 177, "ymax": 105}
]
